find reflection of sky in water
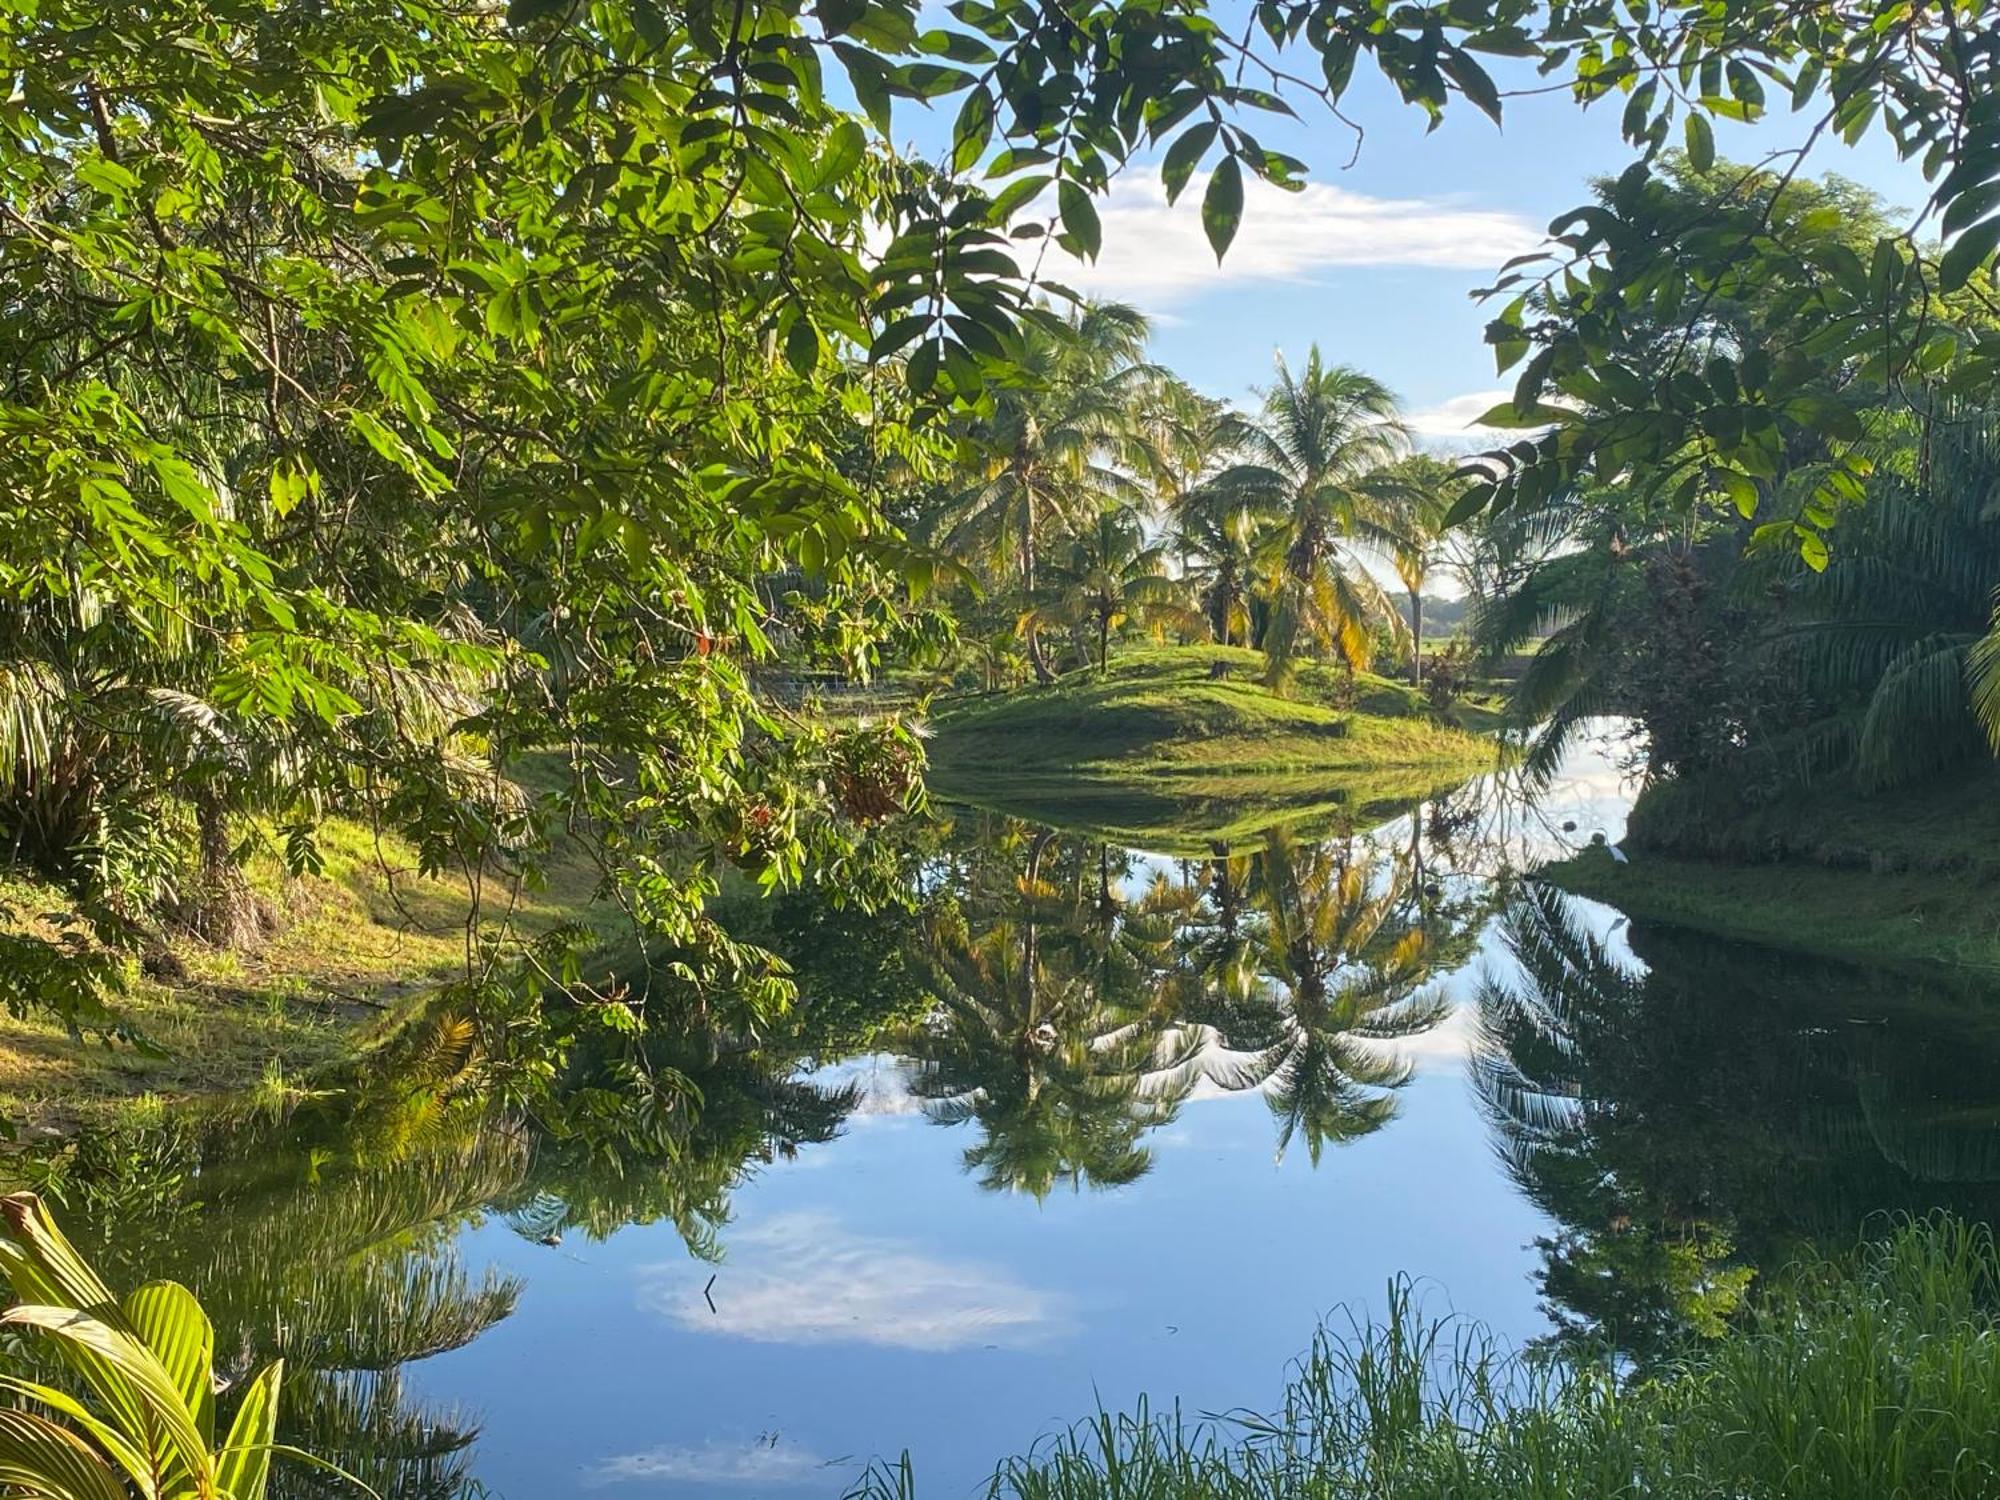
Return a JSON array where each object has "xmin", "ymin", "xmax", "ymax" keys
[
  {"xmin": 424, "ymin": 1066, "xmax": 1549, "ymax": 1498},
  {"xmin": 402, "ymin": 734, "xmax": 1644, "ymax": 1498},
  {"xmin": 642, "ymin": 1211, "xmax": 1066, "ymax": 1351}
]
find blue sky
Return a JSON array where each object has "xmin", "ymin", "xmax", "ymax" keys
[{"xmin": 892, "ymin": 54, "xmax": 1929, "ymax": 442}]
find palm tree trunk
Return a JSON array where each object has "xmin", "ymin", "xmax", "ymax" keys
[
  {"xmin": 1410, "ymin": 588, "xmax": 1423, "ymax": 688},
  {"xmin": 1098, "ymin": 614, "xmax": 1109, "ymax": 673},
  {"xmin": 1020, "ymin": 489, "xmax": 1036, "ymax": 596},
  {"xmin": 1027, "ymin": 624, "xmax": 1056, "ymax": 684},
  {"xmin": 187, "ymin": 787, "xmax": 267, "ymax": 949}
]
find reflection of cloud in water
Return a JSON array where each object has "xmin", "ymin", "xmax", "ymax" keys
[
  {"xmin": 1374, "ymin": 1000, "xmax": 1480, "ymax": 1068},
  {"xmin": 642, "ymin": 1212, "xmax": 1063, "ymax": 1351},
  {"xmin": 804, "ymin": 1055, "xmax": 923, "ymax": 1120},
  {"xmin": 586, "ymin": 1437, "xmax": 839, "ymax": 1487}
]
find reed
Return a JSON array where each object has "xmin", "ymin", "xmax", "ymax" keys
[{"xmin": 848, "ymin": 1217, "xmax": 2000, "ymax": 1499}]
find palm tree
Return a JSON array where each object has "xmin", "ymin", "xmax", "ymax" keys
[
  {"xmin": 1172, "ymin": 489, "xmax": 1280, "ymax": 649},
  {"xmin": 1024, "ymin": 506, "xmax": 1208, "ymax": 672},
  {"xmin": 1367, "ymin": 454, "xmax": 1465, "ymax": 687},
  {"xmin": 938, "ymin": 302, "xmax": 1157, "ymax": 603},
  {"xmin": 1212, "ymin": 348, "xmax": 1410, "ymax": 687},
  {"xmin": 1475, "ymin": 403, "xmax": 2000, "ymax": 791},
  {"xmin": 1785, "ymin": 405, "xmax": 2000, "ymax": 787}
]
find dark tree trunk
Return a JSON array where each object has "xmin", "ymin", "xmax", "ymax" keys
[
  {"xmin": 1410, "ymin": 589, "xmax": 1424, "ymax": 688},
  {"xmin": 1027, "ymin": 624, "xmax": 1056, "ymax": 684},
  {"xmin": 183, "ymin": 788, "xmax": 271, "ymax": 949}
]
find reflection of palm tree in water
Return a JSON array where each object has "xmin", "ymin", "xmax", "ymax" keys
[
  {"xmin": 1475, "ymin": 879, "xmax": 2000, "ymax": 1363},
  {"xmin": 1473, "ymin": 880, "xmax": 1759, "ymax": 1362},
  {"xmin": 1195, "ymin": 829, "xmax": 1451, "ymax": 1164},
  {"xmin": 40, "ymin": 1007, "xmax": 874, "ymax": 1499},
  {"xmin": 905, "ymin": 821, "xmax": 1465, "ymax": 1188},
  {"xmin": 903, "ymin": 829, "xmax": 1206, "ymax": 1196},
  {"xmin": 49, "ymin": 1108, "xmax": 529, "ymax": 1500}
]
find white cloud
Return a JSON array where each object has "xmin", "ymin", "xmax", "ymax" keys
[
  {"xmin": 587, "ymin": 1437, "xmax": 837, "ymax": 1488},
  {"xmin": 1040, "ymin": 169, "xmax": 1542, "ymax": 308},
  {"xmin": 642, "ymin": 1212, "xmax": 1063, "ymax": 1351},
  {"xmin": 1404, "ymin": 389, "xmax": 1515, "ymax": 439}
]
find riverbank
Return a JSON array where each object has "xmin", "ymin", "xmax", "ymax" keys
[
  {"xmin": 927, "ymin": 646, "xmax": 1496, "ymax": 851},
  {"xmin": 0, "ymin": 808, "xmax": 610, "ymax": 1129},
  {"xmin": 1544, "ymin": 762, "xmax": 2000, "ymax": 975}
]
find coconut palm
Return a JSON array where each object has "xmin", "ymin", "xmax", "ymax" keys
[
  {"xmin": 938, "ymin": 302, "xmax": 1158, "ymax": 602},
  {"xmin": 1137, "ymin": 380, "xmax": 1246, "ymax": 524},
  {"xmin": 1366, "ymin": 454, "xmax": 1467, "ymax": 687},
  {"xmin": 1172, "ymin": 491, "xmax": 1280, "ymax": 648},
  {"xmin": 1212, "ymin": 349, "xmax": 1411, "ymax": 687},
  {"xmin": 1024, "ymin": 506, "xmax": 1208, "ymax": 672}
]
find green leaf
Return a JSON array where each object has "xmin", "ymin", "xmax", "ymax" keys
[
  {"xmin": 871, "ymin": 313, "xmax": 932, "ymax": 361},
  {"xmin": 124, "ymin": 1281, "xmax": 216, "ymax": 1448},
  {"xmin": 1443, "ymin": 480, "xmax": 1496, "ymax": 526},
  {"xmin": 784, "ymin": 315, "xmax": 820, "ymax": 375},
  {"xmin": 985, "ymin": 173, "xmax": 1049, "ymax": 224},
  {"xmin": 1161, "ymin": 121, "xmax": 1217, "ymax": 204},
  {"xmin": 818, "ymin": 0, "xmax": 866, "ymax": 36},
  {"xmin": 1474, "ymin": 400, "xmax": 1570, "ymax": 429},
  {"xmin": 1057, "ymin": 181, "xmax": 1101, "ymax": 259},
  {"xmin": 1685, "ymin": 113, "xmax": 1715, "ymax": 172},
  {"xmin": 215, "ymin": 1361, "xmax": 284, "ymax": 1500},
  {"xmin": 951, "ymin": 89, "xmax": 994, "ymax": 173},
  {"xmin": 1201, "ymin": 156, "xmax": 1243, "ymax": 262},
  {"xmin": 0, "ymin": 1410, "xmax": 128, "ymax": 1500},
  {"xmin": 1941, "ymin": 214, "xmax": 2000, "ymax": 292},
  {"xmin": 1715, "ymin": 470, "xmax": 1758, "ymax": 517},
  {"xmin": 1, "ymin": 1305, "xmax": 213, "ymax": 1491},
  {"xmin": 1441, "ymin": 48, "xmax": 1503, "ymax": 124},
  {"xmin": 816, "ymin": 119, "xmax": 866, "ymax": 187}
]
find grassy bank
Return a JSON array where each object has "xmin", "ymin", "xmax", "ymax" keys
[
  {"xmin": 1546, "ymin": 845, "xmax": 2000, "ymax": 975},
  {"xmin": 1544, "ymin": 762, "xmax": 2000, "ymax": 975},
  {"xmin": 848, "ymin": 1218, "xmax": 2000, "ymax": 1499},
  {"xmin": 0, "ymin": 809, "xmax": 610, "ymax": 1129},
  {"xmin": 927, "ymin": 646, "xmax": 1496, "ymax": 851}
]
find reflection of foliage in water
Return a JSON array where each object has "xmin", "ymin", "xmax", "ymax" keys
[
  {"xmin": 17, "ymin": 869, "xmax": 936, "ymax": 1500},
  {"xmin": 903, "ymin": 827, "xmax": 1207, "ymax": 1195},
  {"xmin": 1476, "ymin": 880, "xmax": 2000, "ymax": 1364},
  {"xmin": 900, "ymin": 806, "xmax": 1489, "ymax": 1190}
]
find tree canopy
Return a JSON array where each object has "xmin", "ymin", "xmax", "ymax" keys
[{"xmin": 8, "ymin": 0, "xmax": 2000, "ymax": 1060}]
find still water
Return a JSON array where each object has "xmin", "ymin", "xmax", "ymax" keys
[{"xmin": 38, "ymin": 732, "xmax": 2000, "ymax": 1497}]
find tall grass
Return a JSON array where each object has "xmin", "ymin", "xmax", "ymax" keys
[{"xmin": 847, "ymin": 1217, "xmax": 2000, "ymax": 1499}]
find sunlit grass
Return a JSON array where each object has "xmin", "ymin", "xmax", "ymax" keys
[
  {"xmin": 1547, "ymin": 844, "xmax": 2000, "ymax": 976},
  {"xmin": 849, "ymin": 1217, "xmax": 2000, "ymax": 1499},
  {"xmin": 0, "ymin": 793, "xmax": 613, "ymax": 1128},
  {"xmin": 928, "ymin": 645, "xmax": 1496, "ymax": 850}
]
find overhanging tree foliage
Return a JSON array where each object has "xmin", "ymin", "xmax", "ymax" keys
[{"xmin": 8, "ymin": 0, "xmax": 2000, "ymax": 1046}]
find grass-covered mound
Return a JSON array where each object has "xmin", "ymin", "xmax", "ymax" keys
[
  {"xmin": 850, "ymin": 1217, "xmax": 2000, "ymax": 1499},
  {"xmin": 1545, "ymin": 761, "xmax": 2000, "ymax": 975},
  {"xmin": 926, "ymin": 646, "xmax": 1495, "ymax": 852}
]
